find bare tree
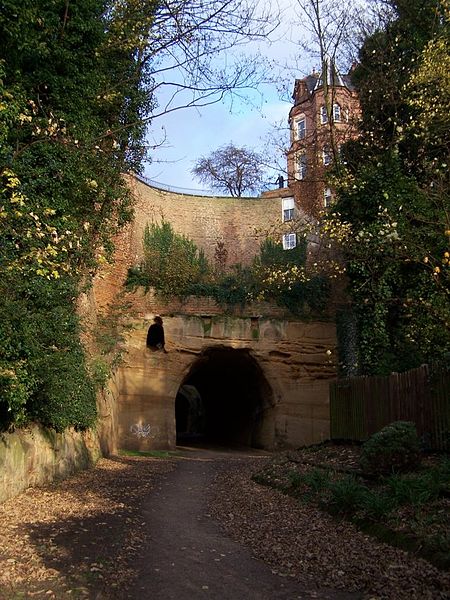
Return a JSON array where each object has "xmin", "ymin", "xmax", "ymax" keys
[
  {"xmin": 293, "ymin": 0, "xmax": 358, "ymax": 163},
  {"xmin": 104, "ymin": 0, "xmax": 280, "ymax": 130},
  {"xmin": 192, "ymin": 143, "xmax": 265, "ymax": 196}
]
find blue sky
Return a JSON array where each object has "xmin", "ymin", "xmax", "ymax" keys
[
  {"xmin": 143, "ymin": 7, "xmax": 315, "ymax": 193},
  {"xmin": 144, "ymin": 92, "xmax": 291, "ymax": 192}
]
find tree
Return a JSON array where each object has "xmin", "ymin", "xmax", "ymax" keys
[
  {"xmin": 0, "ymin": 0, "xmax": 157, "ymax": 430},
  {"xmin": 102, "ymin": 0, "xmax": 279, "ymax": 125},
  {"xmin": 325, "ymin": 0, "xmax": 450, "ymax": 375},
  {"xmin": 192, "ymin": 143, "xmax": 265, "ymax": 196}
]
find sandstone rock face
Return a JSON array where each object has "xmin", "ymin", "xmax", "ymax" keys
[
  {"xmin": 0, "ymin": 425, "xmax": 102, "ymax": 503},
  {"xmin": 118, "ymin": 314, "xmax": 336, "ymax": 451},
  {"xmin": 91, "ymin": 179, "xmax": 338, "ymax": 452}
]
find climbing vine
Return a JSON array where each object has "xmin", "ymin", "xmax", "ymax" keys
[{"xmin": 127, "ymin": 221, "xmax": 330, "ymax": 316}]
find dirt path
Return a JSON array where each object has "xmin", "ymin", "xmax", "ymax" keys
[
  {"xmin": 1, "ymin": 448, "xmax": 447, "ymax": 599},
  {"xmin": 124, "ymin": 448, "xmax": 359, "ymax": 600}
]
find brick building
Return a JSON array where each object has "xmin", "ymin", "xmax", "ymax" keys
[{"xmin": 285, "ymin": 57, "xmax": 360, "ymax": 220}]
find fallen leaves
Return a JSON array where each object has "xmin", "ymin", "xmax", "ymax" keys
[
  {"xmin": 0, "ymin": 456, "xmax": 175, "ymax": 599},
  {"xmin": 208, "ymin": 454, "xmax": 450, "ymax": 600}
]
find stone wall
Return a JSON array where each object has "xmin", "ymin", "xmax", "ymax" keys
[
  {"xmin": 0, "ymin": 371, "xmax": 120, "ymax": 503},
  {"xmin": 0, "ymin": 425, "xmax": 100, "ymax": 503},
  {"xmin": 93, "ymin": 177, "xmax": 283, "ymax": 311},
  {"xmin": 118, "ymin": 313, "xmax": 336, "ymax": 452},
  {"xmin": 90, "ymin": 179, "xmax": 339, "ymax": 453}
]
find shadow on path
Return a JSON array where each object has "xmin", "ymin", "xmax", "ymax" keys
[
  {"xmin": 124, "ymin": 447, "xmax": 360, "ymax": 600},
  {"xmin": 17, "ymin": 449, "xmax": 361, "ymax": 599}
]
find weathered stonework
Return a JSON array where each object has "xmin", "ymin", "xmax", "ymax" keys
[
  {"xmin": 93, "ymin": 178, "xmax": 282, "ymax": 311},
  {"xmin": 118, "ymin": 313, "xmax": 336, "ymax": 451},
  {"xmin": 89, "ymin": 178, "xmax": 338, "ymax": 452},
  {"xmin": 0, "ymin": 425, "xmax": 101, "ymax": 503},
  {"xmin": 0, "ymin": 370, "xmax": 119, "ymax": 503}
]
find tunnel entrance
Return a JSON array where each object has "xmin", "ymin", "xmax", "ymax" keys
[{"xmin": 175, "ymin": 346, "xmax": 274, "ymax": 448}]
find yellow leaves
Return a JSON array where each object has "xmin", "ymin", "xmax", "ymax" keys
[
  {"xmin": 321, "ymin": 212, "xmax": 352, "ymax": 244},
  {"xmin": 407, "ymin": 26, "xmax": 450, "ymax": 135},
  {"xmin": 86, "ymin": 179, "xmax": 98, "ymax": 190},
  {"xmin": 0, "ymin": 169, "xmax": 82, "ymax": 278},
  {"xmin": 18, "ymin": 113, "xmax": 32, "ymax": 123},
  {"xmin": 3, "ymin": 169, "xmax": 21, "ymax": 189},
  {"xmin": 10, "ymin": 192, "xmax": 24, "ymax": 205}
]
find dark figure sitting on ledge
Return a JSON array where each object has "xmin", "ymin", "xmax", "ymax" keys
[{"xmin": 146, "ymin": 316, "xmax": 167, "ymax": 352}]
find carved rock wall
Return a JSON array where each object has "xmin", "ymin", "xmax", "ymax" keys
[
  {"xmin": 90, "ymin": 179, "xmax": 338, "ymax": 452},
  {"xmin": 118, "ymin": 314, "xmax": 336, "ymax": 451}
]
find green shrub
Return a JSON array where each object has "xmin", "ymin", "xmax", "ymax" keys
[
  {"xmin": 127, "ymin": 227, "xmax": 330, "ymax": 315},
  {"xmin": 0, "ymin": 361, "xmax": 35, "ymax": 428},
  {"xmin": 385, "ymin": 470, "xmax": 443, "ymax": 507},
  {"xmin": 287, "ymin": 469, "xmax": 304, "ymax": 490},
  {"xmin": 258, "ymin": 237, "xmax": 307, "ymax": 267},
  {"xmin": 301, "ymin": 468, "xmax": 331, "ymax": 494},
  {"xmin": 324, "ymin": 475, "xmax": 367, "ymax": 516},
  {"xmin": 360, "ymin": 421, "xmax": 421, "ymax": 477},
  {"xmin": 139, "ymin": 221, "xmax": 211, "ymax": 298},
  {"xmin": 360, "ymin": 488, "xmax": 395, "ymax": 520},
  {"xmin": 0, "ymin": 275, "xmax": 97, "ymax": 431}
]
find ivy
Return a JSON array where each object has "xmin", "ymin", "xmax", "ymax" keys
[
  {"xmin": 128, "ymin": 221, "xmax": 330, "ymax": 316},
  {"xmin": 0, "ymin": 0, "xmax": 154, "ymax": 430},
  {"xmin": 0, "ymin": 275, "xmax": 96, "ymax": 431},
  {"xmin": 330, "ymin": 0, "xmax": 450, "ymax": 375}
]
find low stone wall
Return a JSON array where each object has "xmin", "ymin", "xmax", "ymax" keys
[
  {"xmin": 0, "ymin": 424, "xmax": 101, "ymax": 503},
  {"xmin": 0, "ymin": 371, "xmax": 120, "ymax": 503}
]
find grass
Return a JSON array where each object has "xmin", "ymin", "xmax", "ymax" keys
[
  {"xmin": 119, "ymin": 449, "xmax": 179, "ymax": 459},
  {"xmin": 252, "ymin": 445, "xmax": 450, "ymax": 570}
]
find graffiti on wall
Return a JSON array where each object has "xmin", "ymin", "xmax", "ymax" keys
[{"xmin": 130, "ymin": 423, "xmax": 154, "ymax": 438}]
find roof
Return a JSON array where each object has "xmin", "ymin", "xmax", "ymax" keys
[
  {"xmin": 293, "ymin": 57, "xmax": 355, "ymax": 102},
  {"xmin": 313, "ymin": 55, "xmax": 351, "ymax": 90}
]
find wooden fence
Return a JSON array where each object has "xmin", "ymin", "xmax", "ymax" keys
[{"xmin": 330, "ymin": 365, "xmax": 450, "ymax": 451}]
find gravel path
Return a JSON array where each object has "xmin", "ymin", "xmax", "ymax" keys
[
  {"xmin": 124, "ymin": 447, "xmax": 354, "ymax": 600},
  {"xmin": 209, "ymin": 459, "xmax": 450, "ymax": 600},
  {"xmin": 0, "ymin": 448, "xmax": 448, "ymax": 600}
]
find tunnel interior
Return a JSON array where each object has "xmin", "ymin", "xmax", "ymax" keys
[{"xmin": 175, "ymin": 346, "xmax": 274, "ymax": 448}]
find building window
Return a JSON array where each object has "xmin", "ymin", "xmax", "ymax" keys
[
  {"xmin": 323, "ymin": 146, "xmax": 332, "ymax": 166},
  {"xmin": 320, "ymin": 105, "xmax": 328, "ymax": 124},
  {"xmin": 282, "ymin": 233, "xmax": 297, "ymax": 250},
  {"xmin": 282, "ymin": 197, "xmax": 295, "ymax": 222},
  {"xmin": 324, "ymin": 188, "xmax": 332, "ymax": 208},
  {"xmin": 296, "ymin": 117, "xmax": 306, "ymax": 140},
  {"xmin": 296, "ymin": 153, "xmax": 307, "ymax": 180},
  {"xmin": 333, "ymin": 103, "xmax": 341, "ymax": 122}
]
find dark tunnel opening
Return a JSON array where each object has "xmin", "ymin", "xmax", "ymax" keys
[{"xmin": 175, "ymin": 346, "xmax": 274, "ymax": 448}]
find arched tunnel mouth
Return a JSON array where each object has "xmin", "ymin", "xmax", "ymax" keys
[{"xmin": 175, "ymin": 346, "xmax": 274, "ymax": 449}]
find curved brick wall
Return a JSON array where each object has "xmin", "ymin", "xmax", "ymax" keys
[{"xmin": 91, "ymin": 179, "xmax": 337, "ymax": 452}]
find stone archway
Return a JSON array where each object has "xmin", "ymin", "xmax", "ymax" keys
[{"xmin": 174, "ymin": 345, "xmax": 275, "ymax": 448}]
